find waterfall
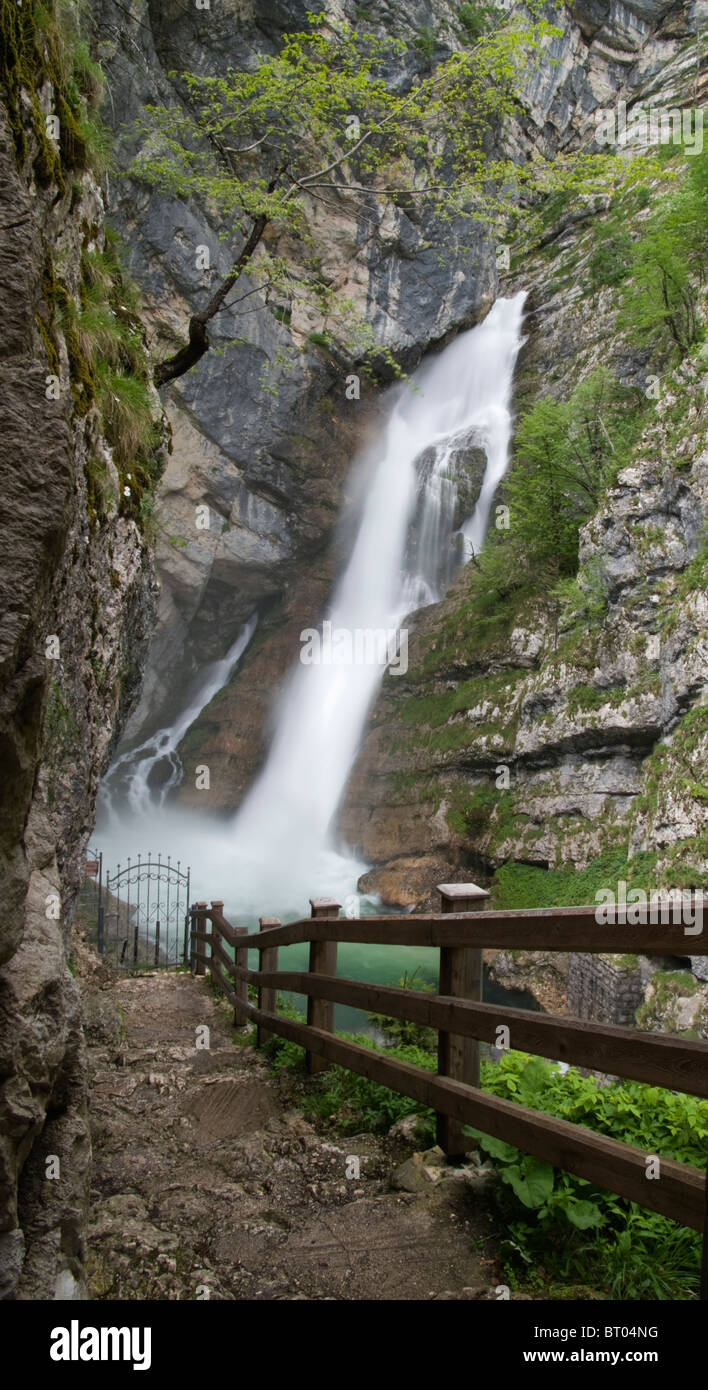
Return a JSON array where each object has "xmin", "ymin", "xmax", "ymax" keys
[
  {"xmin": 94, "ymin": 294, "xmax": 525, "ymax": 919},
  {"xmin": 98, "ymin": 614, "xmax": 257, "ymax": 821},
  {"xmin": 227, "ymin": 293, "xmax": 526, "ymax": 913}
]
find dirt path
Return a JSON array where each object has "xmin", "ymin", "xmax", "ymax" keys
[{"xmin": 79, "ymin": 953, "xmax": 501, "ymax": 1301}]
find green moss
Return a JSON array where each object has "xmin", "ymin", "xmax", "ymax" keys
[
  {"xmin": 55, "ymin": 279, "xmax": 96, "ymax": 413},
  {"xmin": 35, "ymin": 311, "xmax": 60, "ymax": 374},
  {"xmin": 566, "ymin": 682, "xmax": 626, "ymax": 716},
  {"xmin": 491, "ymin": 850, "xmax": 659, "ymax": 910},
  {"xmin": 636, "ymin": 969, "xmax": 707, "ymax": 1035},
  {"xmin": 1, "ymin": 0, "xmax": 60, "ymax": 185},
  {"xmin": 445, "ymin": 781, "xmax": 501, "ymax": 835},
  {"xmin": 43, "ymin": 229, "xmax": 163, "ymax": 524},
  {"xmin": 397, "ymin": 667, "xmax": 525, "ymax": 756},
  {"xmin": 45, "ymin": 677, "xmax": 78, "ymax": 751},
  {"xmin": 1, "ymin": 0, "xmax": 109, "ymax": 191},
  {"xmin": 631, "ymin": 702, "xmax": 708, "ymax": 881},
  {"xmin": 650, "ymin": 969, "xmax": 697, "ymax": 990}
]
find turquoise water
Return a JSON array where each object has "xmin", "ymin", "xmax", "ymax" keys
[{"xmin": 246, "ymin": 939, "xmax": 541, "ymax": 1034}]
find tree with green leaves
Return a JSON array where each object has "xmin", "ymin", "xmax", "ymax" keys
[
  {"xmin": 622, "ymin": 147, "xmax": 708, "ymax": 356},
  {"xmin": 131, "ymin": 9, "xmax": 564, "ymax": 387},
  {"xmin": 502, "ymin": 369, "xmax": 629, "ymax": 582}
]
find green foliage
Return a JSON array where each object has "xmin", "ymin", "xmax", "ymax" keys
[
  {"xmin": 504, "ymin": 369, "xmax": 640, "ymax": 583},
  {"xmin": 565, "ymin": 681, "xmax": 626, "ymax": 716},
  {"xmin": 458, "ymin": 4, "xmax": 495, "ymax": 43},
  {"xmin": 49, "ymin": 232, "xmax": 162, "ymax": 525},
  {"xmin": 588, "ymin": 226, "xmax": 633, "ymax": 289},
  {"xmin": 2, "ymin": 3, "xmax": 161, "ymax": 529},
  {"xmin": 1, "ymin": 0, "xmax": 108, "ymax": 186},
  {"xmin": 621, "ymin": 149, "xmax": 708, "ymax": 355},
  {"xmin": 413, "ymin": 25, "xmax": 437, "ymax": 61},
  {"xmin": 466, "ymin": 1051, "xmax": 706, "ymax": 1298},
  {"xmin": 491, "ymin": 850, "xmax": 659, "ymax": 910},
  {"xmin": 131, "ymin": 11, "xmax": 575, "ymax": 370},
  {"xmin": 266, "ymin": 1017, "xmax": 436, "ymax": 1135},
  {"xmin": 367, "ymin": 967, "xmax": 437, "ymax": 1050},
  {"xmin": 94, "ymin": 365, "xmax": 156, "ymax": 468}
]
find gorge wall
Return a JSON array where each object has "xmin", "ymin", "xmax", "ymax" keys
[{"xmin": 0, "ymin": 4, "xmax": 160, "ymax": 1297}]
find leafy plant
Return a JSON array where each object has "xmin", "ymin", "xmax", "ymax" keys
[
  {"xmin": 465, "ymin": 1052, "xmax": 707, "ymax": 1299},
  {"xmin": 621, "ymin": 149, "xmax": 708, "ymax": 355},
  {"xmin": 413, "ymin": 25, "xmax": 437, "ymax": 60},
  {"xmin": 368, "ymin": 966, "xmax": 437, "ymax": 1050},
  {"xmin": 458, "ymin": 3, "xmax": 495, "ymax": 42},
  {"xmin": 265, "ymin": 1014, "xmax": 436, "ymax": 1135}
]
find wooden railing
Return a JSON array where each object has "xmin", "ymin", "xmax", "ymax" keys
[{"xmin": 189, "ymin": 884, "xmax": 708, "ymax": 1299}]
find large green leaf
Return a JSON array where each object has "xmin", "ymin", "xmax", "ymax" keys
[
  {"xmin": 564, "ymin": 1199, "xmax": 604, "ymax": 1230},
  {"xmin": 502, "ymin": 1157, "xmax": 555, "ymax": 1208},
  {"xmin": 516, "ymin": 1057, "xmax": 552, "ymax": 1105},
  {"xmin": 463, "ymin": 1127, "xmax": 518, "ymax": 1162}
]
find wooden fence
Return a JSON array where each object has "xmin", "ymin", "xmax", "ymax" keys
[{"xmin": 189, "ymin": 884, "xmax": 708, "ymax": 1299}]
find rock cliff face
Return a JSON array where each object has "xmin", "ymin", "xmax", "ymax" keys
[
  {"xmin": 0, "ymin": 6, "xmax": 160, "ymax": 1298},
  {"xmin": 339, "ymin": 1, "xmax": 708, "ymax": 902}
]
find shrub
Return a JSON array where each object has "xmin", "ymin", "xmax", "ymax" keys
[{"xmin": 465, "ymin": 1051, "xmax": 706, "ymax": 1298}]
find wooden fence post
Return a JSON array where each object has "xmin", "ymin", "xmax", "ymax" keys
[
  {"xmin": 257, "ymin": 917, "xmax": 280, "ymax": 1046},
  {"xmin": 436, "ymin": 882, "xmax": 489, "ymax": 1159},
  {"xmin": 233, "ymin": 925, "xmax": 249, "ymax": 1030},
  {"xmin": 702, "ymin": 1170, "xmax": 708, "ymax": 1302},
  {"xmin": 306, "ymin": 897, "xmax": 341, "ymax": 1074},
  {"xmin": 193, "ymin": 902, "xmax": 208, "ymax": 975},
  {"xmin": 210, "ymin": 901, "xmax": 223, "ymax": 945}
]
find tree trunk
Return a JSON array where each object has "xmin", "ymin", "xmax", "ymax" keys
[{"xmin": 152, "ymin": 213, "xmax": 269, "ymax": 389}]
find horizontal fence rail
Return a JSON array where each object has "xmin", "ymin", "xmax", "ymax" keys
[
  {"xmin": 230, "ymin": 912, "xmax": 708, "ymax": 954},
  {"xmin": 189, "ymin": 888, "xmax": 708, "ymax": 1299}
]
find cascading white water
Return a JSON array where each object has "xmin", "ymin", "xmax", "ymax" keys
[
  {"xmin": 98, "ymin": 614, "xmax": 257, "ymax": 821},
  {"xmin": 94, "ymin": 294, "xmax": 525, "ymax": 920},
  {"xmin": 227, "ymin": 293, "xmax": 527, "ymax": 914}
]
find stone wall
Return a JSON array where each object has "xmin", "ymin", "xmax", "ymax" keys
[{"xmin": 567, "ymin": 954, "xmax": 646, "ymax": 1026}]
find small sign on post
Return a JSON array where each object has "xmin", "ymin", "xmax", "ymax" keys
[{"xmin": 85, "ymin": 860, "xmax": 99, "ymax": 876}]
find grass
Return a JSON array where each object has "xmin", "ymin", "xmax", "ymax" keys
[{"xmin": 491, "ymin": 850, "xmax": 660, "ymax": 909}]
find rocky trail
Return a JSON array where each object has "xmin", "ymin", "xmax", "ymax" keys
[{"xmin": 80, "ymin": 949, "xmax": 504, "ymax": 1302}]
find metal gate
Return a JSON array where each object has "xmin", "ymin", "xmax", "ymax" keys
[{"xmin": 100, "ymin": 854, "xmax": 191, "ymax": 970}]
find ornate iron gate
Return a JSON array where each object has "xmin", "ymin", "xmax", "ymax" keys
[{"xmin": 99, "ymin": 854, "xmax": 191, "ymax": 970}]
